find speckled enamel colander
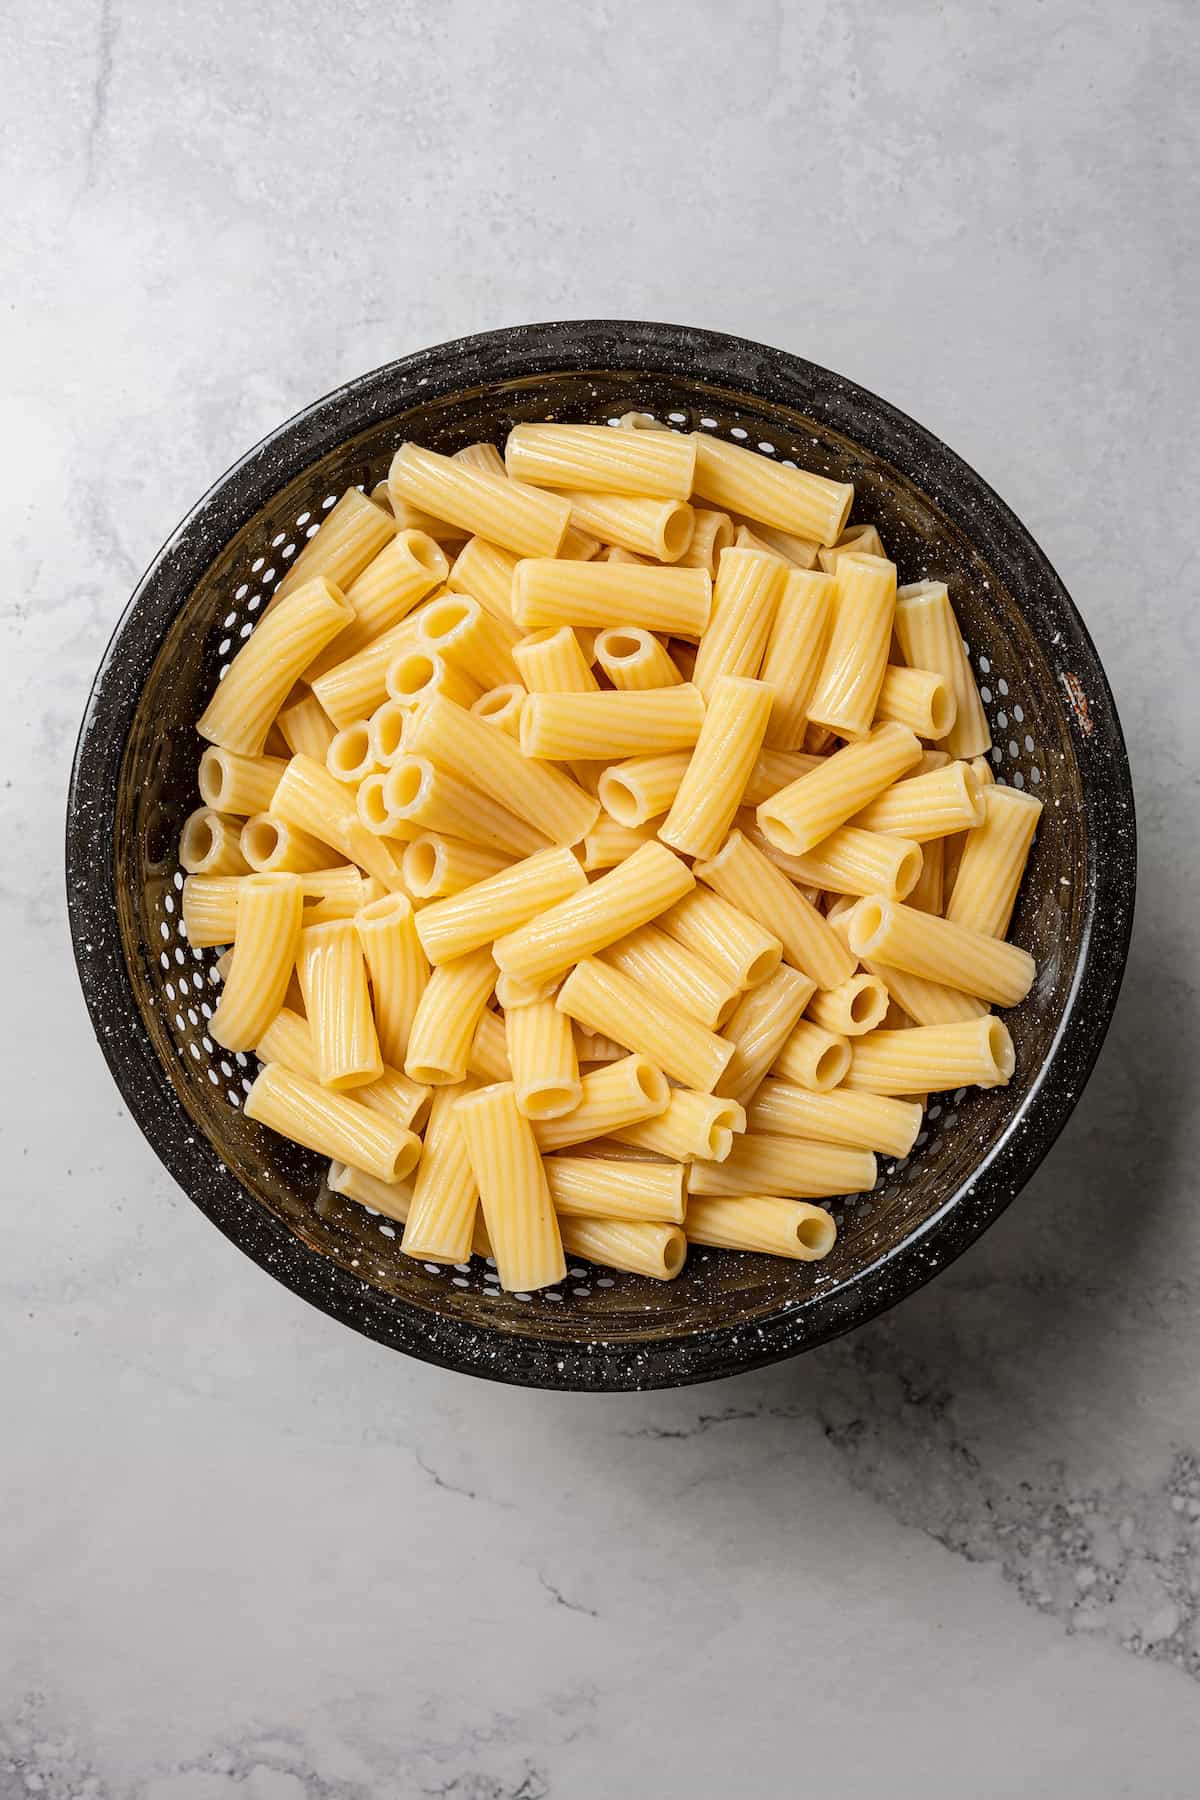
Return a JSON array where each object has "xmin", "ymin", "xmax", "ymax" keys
[{"xmin": 66, "ymin": 321, "xmax": 1135, "ymax": 1390}]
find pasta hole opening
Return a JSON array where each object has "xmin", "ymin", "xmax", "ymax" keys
[
  {"xmin": 330, "ymin": 723, "xmax": 371, "ymax": 777},
  {"xmin": 661, "ymin": 505, "xmax": 693, "ymax": 560},
  {"xmin": 796, "ymin": 1213, "xmax": 836, "ymax": 1256},
  {"xmin": 359, "ymin": 778, "xmax": 392, "ymax": 830},
  {"xmin": 986, "ymin": 1017, "xmax": 1016, "ymax": 1081},
  {"xmin": 198, "ymin": 755, "xmax": 225, "ymax": 806},
  {"xmin": 815, "ymin": 1043, "xmax": 850, "ymax": 1088},
  {"xmin": 525, "ymin": 1084, "xmax": 582, "ymax": 1119},
  {"xmin": 408, "ymin": 531, "xmax": 445, "ymax": 573},
  {"xmin": 848, "ymin": 898, "xmax": 888, "ymax": 955},
  {"xmin": 422, "ymin": 598, "xmax": 472, "ymax": 642},
  {"xmin": 391, "ymin": 653, "xmax": 438, "ymax": 698},
  {"xmin": 604, "ymin": 631, "xmax": 645, "ymax": 662},
  {"xmin": 848, "ymin": 985, "xmax": 875, "ymax": 1025},
  {"xmin": 598, "ymin": 776, "xmax": 639, "ymax": 827},
  {"xmin": 405, "ymin": 1063, "xmax": 456, "ymax": 1087},
  {"xmin": 358, "ymin": 890, "xmax": 412, "ymax": 923},
  {"xmin": 708, "ymin": 1127, "xmax": 734, "ymax": 1160},
  {"xmin": 929, "ymin": 683, "xmax": 956, "ymax": 738},
  {"xmin": 895, "ymin": 845, "xmax": 924, "ymax": 897},
  {"xmin": 960, "ymin": 763, "xmax": 985, "ymax": 824},
  {"xmin": 745, "ymin": 945, "xmax": 781, "ymax": 987},
  {"xmin": 715, "ymin": 992, "xmax": 741, "ymax": 1028},
  {"xmin": 180, "ymin": 813, "xmax": 216, "ymax": 868},
  {"xmin": 404, "ymin": 840, "xmax": 441, "ymax": 894},
  {"xmin": 662, "ymin": 1234, "xmax": 686, "ymax": 1275},
  {"xmin": 387, "ymin": 761, "xmax": 425, "ymax": 812},
  {"xmin": 476, "ymin": 686, "xmax": 518, "ymax": 719},
  {"xmin": 635, "ymin": 1061, "xmax": 670, "ymax": 1107},
  {"xmin": 243, "ymin": 819, "xmax": 280, "ymax": 866}
]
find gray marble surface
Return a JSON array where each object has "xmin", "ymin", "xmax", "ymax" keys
[{"xmin": 4, "ymin": 0, "xmax": 1199, "ymax": 1793}]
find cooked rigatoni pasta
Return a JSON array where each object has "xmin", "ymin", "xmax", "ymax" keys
[
  {"xmin": 746, "ymin": 1081, "xmax": 922, "ymax": 1158},
  {"xmin": 354, "ymin": 892, "xmax": 428, "ymax": 1070},
  {"xmin": 415, "ymin": 845, "xmax": 588, "ymax": 964},
  {"xmin": 181, "ymin": 420, "xmax": 1043, "ymax": 1289},
  {"xmin": 455, "ymin": 1082, "xmax": 565, "ymax": 1291},
  {"xmin": 389, "ymin": 442, "xmax": 570, "ymax": 557},
  {"xmin": 521, "ymin": 685, "xmax": 706, "ymax": 761},
  {"xmin": 716, "ymin": 964, "xmax": 817, "ymax": 1106},
  {"xmin": 692, "ymin": 433, "xmax": 853, "ymax": 545},
  {"xmin": 383, "ymin": 755, "xmax": 546, "ymax": 859},
  {"xmin": 691, "ymin": 548, "xmax": 785, "ymax": 699},
  {"xmin": 209, "ymin": 874, "xmax": 304, "ymax": 1052},
  {"xmin": 505, "ymin": 421, "xmax": 696, "ymax": 499},
  {"xmin": 660, "ymin": 676, "xmax": 773, "ymax": 861},
  {"xmin": 688, "ymin": 1129, "xmax": 874, "ymax": 1200},
  {"xmin": 198, "ymin": 747, "xmax": 289, "ymax": 817},
  {"xmin": 893, "ymin": 580, "xmax": 992, "ymax": 761},
  {"xmin": 402, "ymin": 834, "xmax": 512, "ymax": 900},
  {"xmin": 505, "ymin": 998, "xmax": 582, "ymax": 1120},
  {"xmin": 694, "ymin": 829, "xmax": 854, "ymax": 992},
  {"xmin": 556, "ymin": 958, "xmax": 733, "ymax": 1092},
  {"xmin": 757, "ymin": 722, "xmax": 922, "ymax": 855},
  {"xmin": 511, "ymin": 559, "xmax": 712, "ymax": 637},
  {"xmin": 593, "ymin": 628, "xmax": 683, "ymax": 691},
  {"xmin": 945, "ymin": 784, "xmax": 1043, "ymax": 938},
  {"xmin": 543, "ymin": 1156, "xmax": 686, "ymax": 1224},
  {"xmin": 494, "ymin": 841, "xmax": 694, "ymax": 988},
  {"xmin": 513, "ymin": 626, "xmax": 600, "ymax": 694},
  {"xmin": 297, "ymin": 920, "xmax": 383, "ymax": 1090},
  {"xmin": 273, "ymin": 488, "xmax": 397, "ymax": 606},
  {"xmin": 245, "ymin": 1062, "xmax": 420, "ymax": 1183},
  {"xmin": 405, "ymin": 695, "xmax": 598, "ymax": 846},
  {"xmin": 179, "ymin": 807, "xmax": 250, "ymax": 876},
  {"xmin": 404, "ymin": 947, "xmax": 497, "ymax": 1085},
  {"xmin": 685, "ymin": 1196, "xmax": 837, "ymax": 1261},
  {"xmin": 844, "ymin": 1017, "xmax": 1016, "ymax": 1094},
  {"xmin": 198, "ymin": 577, "xmax": 352, "ymax": 756}
]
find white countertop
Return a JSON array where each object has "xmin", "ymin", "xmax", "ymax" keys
[{"xmin": 5, "ymin": 1, "xmax": 1199, "ymax": 1793}]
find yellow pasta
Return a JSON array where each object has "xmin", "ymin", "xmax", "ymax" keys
[
  {"xmin": 738, "ymin": 519, "xmax": 823, "ymax": 568},
  {"xmin": 844, "ymin": 1016, "xmax": 1016, "ymax": 1094},
  {"xmin": 659, "ymin": 676, "xmax": 773, "ymax": 861},
  {"xmin": 389, "ymin": 442, "xmax": 570, "ymax": 557},
  {"xmin": 511, "ymin": 559, "xmax": 712, "ymax": 637},
  {"xmin": 326, "ymin": 1158, "xmax": 415, "ymax": 1226},
  {"xmin": 310, "ymin": 616, "xmax": 428, "ymax": 727},
  {"xmin": 305, "ymin": 529, "xmax": 448, "ymax": 680},
  {"xmin": 611, "ymin": 1088, "xmax": 746, "ymax": 1163},
  {"xmin": 365, "ymin": 699, "xmax": 410, "ymax": 767},
  {"xmin": 691, "ymin": 433, "xmax": 853, "ymax": 545},
  {"xmin": 691, "ymin": 547, "xmax": 785, "ymax": 700},
  {"xmin": 197, "ymin": 747, "xmax": 288, "ymax": 817},
  {"xmin": 179, "ymin": 807, "xmax": 250, "ymax": 876},
  {"xmin": 415, "ymin": 845, "xmax": 588, "ymax": 964},
  {"xmin": 254, "ymin": 1005, "xmax": 319, "ymax": 1081},
  {"xmin": 556, "ymin": 958, "xmax": 733, "ymax": 1092},
  {"xmin": 557, "ymin": 1217, "xmax": 686, "ymax": 1280},
  {"xmin": 874, "ymin": 663, "xmax": 957, "ymax": 740},
  {"xmin": 904, "ymin": 834, "xmax": 944, "ymax": 914},
  {"xmin": 506, "ymin": 998, "xmax": 582, "ymax": 1120},
  {"xmin": 210, "ymin": 873, "xmax": 304, "ymax": 1052},
  {"xmin": 241, "ymin": 813, "xmax": 340, "ymax": 875},
  {"xmin": 945, "ymin": 785, "xmax": 1043, "ymax": 938},
  {"xmin": 402, "ymin": 834, "xmax": 512, "ymax": 900},
  {"xmin": 198, "ymin": 577, "xmax": 352, "ymax": 756},
  {"xmin": 386, "ymin": 646, "xmax": 483, "ymax": 714},
  {"xmin": 894, "ymin": 581, "xmax": 992, "ymax": 761},
  {"xmin": 404, "ymin": 947, "xmax": 497, "ymax": 1085},
  {"xmin": 716, "ymin": 964, "xmax": 817, "ymax": 1106},
  {"xmin": 593, "ymin": 628, "xmax": 683, "ymax": 691},
  {"xmin": 581, "ymin": 816, "xmax": 658, "ymax": 871},
  {"xmin": 657, "ymin": 885, "xmax": 782, "ymax": 992},
  {"xmin": 741, "ymin": 815, "xmax": 923, "ymax": 903},
  {"xmin": 493, "ymin": 840, "xmax": 694, "ymax": 988},
  {"xmin": 270, "ymin": 754, "xmax": 402, "ymax": 888},
  {"xmin": 413, "ymin": 592, "xmax": 521, "ymax": 693},
  {"xmin": 806, "ymin": 554, "xmax": 897, "ymax": 740},
  {"xmin": 520, "ymin": 684, "xmax": 706, "ymax": 761},
  {"xmin": 273, "ymin": 488, "xmax": 396, "ymax": 606},
  {"xmin": 471, "ymin": 683, "xmax": 527, "ymax": 736},
  {"xmin": 848, "ymin": 896, "xmax": 1035, "ymax": 1006},
  {"xmin": 597, "ymin": 751, "xmax": 691, "ymax": 827},
  {"xmin": 467, "ymin": 1008, "xmax": 512, "ymax": 1083},
  {"xmin": 851, "ymin": 760, "xmax": 986, "ymax": 841},
  {"xmin": 694, "ymin": 828, "xmax": 854, "ymax": 991},
  {"xmin": 758, "ymin": 568, "xmax": 835, "ymax": 749},
  {"xmin": 297, "ymin": 920, "xmax": 383, "ymax": 1090},
  {"xmin": 806, "ymin": 973, "xmax": 890, "ymax": 1038},
  {"xmin": 757, "ymin": 721, "xmax": 922, "ymax": 856},
  {"xmin": 602, "ymin": 921, "xmax": 741, "ymax": 1030},
  {"xmin": 505, "ymin": 421, "xmax": 696, "ymax": 499},
  {"xmin": 355, "ymin": 891, "xmax": 429, "ymax": 1069},
  {"xmin": 326, "ymin": 721, "xmax": 379, "ymax": 785},
  {"xmin": 685, "ymin": 1196, "xmax": 837, "ymax": 1261},
  {"xmin": 513, "ymin": 626, "xmax": 600, "ymax": 694},
  {"xmin": 817, "ymin": 522, "xmax": 886, "ymax": 572},
  {"xmin": 772, "ymin": 1018, "xmax": 851, "ymax": 1090},
  {"xmin": 400, "ymin": 1083, "xmax": 481, "ymax": 1264},
  {"xmin": 275, "ymin": 694, "xmax": 337, "ymax": 763},
  {"xmin": 356, "ymin": 1066, "xmax": 431, "ymax": 1133},
  {"xmin": 678, "ymin": 507, "xmax": 735, "ymax": 575},
  {"xmin": 746, "ymin": 1081, "xmax": 922, "ymax": 1158},
  {"xmin": 455, "ymin": 1083, "xmax": 565, "ymax": 1291},
  {"xmin": 688, "ymin": 1130, "xmax": 874, "ymax": 1200},
  {"xmin": 543, "ymin": 1155, "xmax": 686, "ymax": 1223},
  {"xmin": 245, "ymin": 1062, "xmax": 420, "ymax": 1183},
  {"xmin": 531, "ymin": 1054, "xmax": 670, "ymax": 1152},
  {"xmin": 383, "ymin": 754, "xmax": 546, "ymax": 859},
  {"xmin": 405, "ymin": 695, "xmax": 598, "ymax": 847},
  {"xmin": 446, "ymin": 536, "xmax": 520, "ymax": 623},
  {"xmin": 558, "ymin": 490, "xmax": 695, "ymax": 561}
]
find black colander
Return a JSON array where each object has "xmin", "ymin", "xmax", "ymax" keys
[{"xmin": 66, "ymin": 320, "xmax": 1136, "ymax": 1391}]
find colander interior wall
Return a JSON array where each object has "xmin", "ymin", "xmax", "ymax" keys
[{"xmin": 68, "ymin": 322, "xmax": 1135, "ymax": 1390}]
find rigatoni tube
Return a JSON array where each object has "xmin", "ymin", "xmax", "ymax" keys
[
  {"xmin": 543, "ymin": 1156, "xmax": 686, "ymax": 1224},
  {"xmin": 687, "ymin": 1133, "xmax": 875, "ymax": 1200},
  {"xmin": 893, "ymin": 581, "xmax": 992, "ymax": 761},
  {"xmin": 685, "ymin": 1196, "xmax": 837, "ymax": 1261},
  {"xmin": 844, "ymin": 1017, "xmax": 1016, "ymax": 1094},
  {"xmin": 715, "ymin": 964, "xmax": 816, "ymax": 1106},
  {"xmin": 848, "ymin": 896, "xmax": 1035, "ymax": 1007},
  {"xmin": 414, "ymin": 845, "xmax": 588, "ymax": 965},
  {"xmin": 557, "ymin": 491, "xmax": 695, "ymax": 561},
  {"xmin": 504, "ymin": 421, "xmax": 696, "ymax": 499},
  {"xmin": 746, "ymin": 1082, "xmax": 922, "ymax": 1158},
  {"xmin": 455, "ymin": 1083, "xmax": 566, "ymax": 1291},
  {"xmin": 493, "ymin": 841, "xmax": 694, "ymax": 988},
  {"xmin": 297, "ymin": 920, "xmax": 384, "ymax": 1090},
  {"xmin": 610, "ymin": 1089, "xmax": 746, "ymax": 1163},
  {"xmin": 756, "ymin": 722, "xmax": 922, "ymax": 856},
  {"xmin": 245, "ymin": 1063, "xmax": 420, "ymax": 1184},
  {"xmin": 404, "ymin": 947, "xmax": 497, "ymax": 1085},
  {"xmin": 598, "ymin": 752, "xmax": 691, "ymax": 827},
  {"xmin": 556, "ymin": 959, "xmax": 733, "ymax": 1093},
  {"xmin": 806, "ymin": 554, "xmax": 897, "ymax": 740},
  {"xmin": 532, "ymin": 1055, "xmax": 670, "ymax": 1153},
  {"xmin": 198, "ymin": 577, "xmax": 353, "ymax": 756},
  {"xmin": 660, "ymin": 676, "xmax": 773, "ymax": 861},
  {"xmin": 851, "ymin": 761, "xmax": 986, "ymax": 841},
  {"xmin": 691, "ymin": 548, "xmax": 785, "ymax": 700},
  {"xmin": 400, "ymin": 1083, "xmax": 480, "ymax": 1264},
  {"xmin": 511, "ymin": 559, "xmax": 712, "ymax": 637},
  {"xmin": 758, "ymin": 568, "xmax": 835, "ymax": 749},
  {"xmin": 355, "ymin": 891, "xmax": 429, "ymax": 1070},
  {"xmin": 520, "ymin": 684, "xmax": 706, "ymax": 761},
  {"xmin": 210, "ymin": 874, "xmax": 303, "ymax": 1052},
  {"xmin": 388, "ymin": 442, "xmax": 570, "ymax": 558},
  {"xmin": 198, "ymin": 747, "xmax": 288, "ymax": 817},
  {"xmin": 505, "ymin": 999, "xmax": 582, "ymax": 1120},
  {"xmin": 383, "ymin": 755, "xmax": 547, "ymax": 858},
  {"xmin": 305, "ymin": 529, "xmax": 447, "ymax": 679},
  {"xmin": 691, "ymin": 433, "xmax": 853, "ymax": 545},
  {"xmin": 694, "ymin": 829, "xmax": 854, "ymax": 992},
  {"xmin": 601, "ymin": 921, "xmax": 741, "ymax": 1031},
  {"xmin": 945, "ymin": 785, "xmax": 1043, "ymax": 938},
  {"xmin": 593, "ymin": 628, "xmax": 683, "ymax": 691},
  {"xmin": 405, "ymin": 695, "xmax": 598, "ymax": 847},
  {"xmin": 273, "ymin": 489, "xmax": 396, "ymax": 605},
  {"xmin": 657, "ymin": 887, "xmax": 782, "ymax": 992}
]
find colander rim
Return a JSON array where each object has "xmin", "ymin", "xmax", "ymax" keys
[{"xmin": 65, "ymin": 319, "xmax": 1136, "ymax": 1391}]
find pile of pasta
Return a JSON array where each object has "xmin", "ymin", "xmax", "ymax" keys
[{"xmin": 179, "ymin": 416, "xmax": 1041, "ymax": 1293}]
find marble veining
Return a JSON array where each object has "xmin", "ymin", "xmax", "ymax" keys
[{"xmin": 4, "ymin": 0, "xmax": 1199, "ymax": 1793}]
